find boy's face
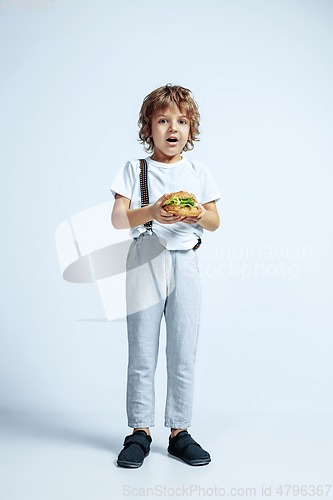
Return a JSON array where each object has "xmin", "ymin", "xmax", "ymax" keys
[{"xmin": 149, "ymin": 104, "xmax": 191, "ymax": 163}]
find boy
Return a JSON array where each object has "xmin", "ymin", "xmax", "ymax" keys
[{"xmin": 110, "ymin": 84, "xmax": 220, "ymax": 467}]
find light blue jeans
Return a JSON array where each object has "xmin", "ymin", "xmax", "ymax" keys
[{"xmin": 125, "ymin": 231, "xmax": 201, "ymax": 429}]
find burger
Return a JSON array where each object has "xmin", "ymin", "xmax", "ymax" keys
[{"xmin": 162, "ymin": 191, "xmax": 202, "ymax": 219}]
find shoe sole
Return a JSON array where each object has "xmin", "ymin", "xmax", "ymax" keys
[
  {"xmin": 117, "ymin": 450, "xmax": 150, "ymax": 468},
  {"xmin": 167, "ymin": 448, "xmax": 211, "ymax": 466},
  {"xmin": 117, "ymin": 460, "xmax": 143, "ymax": 468}
]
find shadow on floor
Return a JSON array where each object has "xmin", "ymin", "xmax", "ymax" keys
[{"xmin": 0, "ymin": 410, "xmax": 122, "ymax": 454}]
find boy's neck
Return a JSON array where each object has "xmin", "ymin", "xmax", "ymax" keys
[{"xmin": 150, "ymin": 151, "xmax": 183, "ymax": 164}]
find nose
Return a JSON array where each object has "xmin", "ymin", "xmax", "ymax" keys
[{"xmin": 169, "ymin": 120, "xmax": 178, "ymax": 132}]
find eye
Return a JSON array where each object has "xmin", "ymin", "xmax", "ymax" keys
[
  {"xmin": 159, "ymin": 118, "xmax": 167, "ymax": 123},
  {"xmin": 179, "ymin": 119, "xmax": 187, "ymax": 124}
]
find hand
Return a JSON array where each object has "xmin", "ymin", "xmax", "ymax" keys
[
  {"xmin": 150, "ymin": 194, "xmax": 183, "ymax": 225},
  {"xmin": 180, "ymin": 203, "xmax": 206, "ymax": 225}
]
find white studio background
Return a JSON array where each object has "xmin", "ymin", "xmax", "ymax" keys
[{"xmin": 0, "ymin": 0, "xmax": 332, "ymax": 498}]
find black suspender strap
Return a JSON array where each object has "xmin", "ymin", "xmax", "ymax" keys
[
  {"xmin": 192, "ymin": 237, "xmax": 202, "ymax": 251},
  {"xmin": 139, "ymin": 158, "xmax": 202, "ymax": 250},
  {"xmin": 139, "ymin": 159, "xmax": 153, "ymax": 233}
]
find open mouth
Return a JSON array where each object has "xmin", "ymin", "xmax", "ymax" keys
[{"xmin": 166, "ymin": 138, "xmax": 178, "ymax": 143}]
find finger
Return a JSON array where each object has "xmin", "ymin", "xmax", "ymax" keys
[
  {"xmin": 163, "ymin": 216, "xmax": 181, "ymax": 221},
  {"xmin": 160, "ymin": 212, "xmax": 175, "ymax": 219},
  {"xmin": 160, "ymin": 208, "xmax": 172, "ymax": 215},
  {"xmin": 161, "ymin": 216, "xmax": 181, "ymax": 223},
  {"xmin": 159, "ymin": 193, "xmax": 169, "ymax": 204}
]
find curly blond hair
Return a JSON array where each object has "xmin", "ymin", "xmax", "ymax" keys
[{"xmin": 138, "ymin": 84, "xmax": 200, "ymax": 153}]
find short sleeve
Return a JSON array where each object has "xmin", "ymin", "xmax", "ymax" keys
[
  {"xmin": 109, "ymin": 161, "xmax": 136, "ymax": 200},
  {"xmin": 199, "ymin": 164, "xmax": 221, "ymax": 204}
]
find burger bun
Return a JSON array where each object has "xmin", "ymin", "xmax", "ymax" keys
[{"xmin": 162, "ymin": 191, "xmax": 201, "ymax": 218}]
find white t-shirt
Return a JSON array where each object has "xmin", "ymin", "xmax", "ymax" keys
[{"xmin": 110, "ymin": 156, "xmax": 221, "ymax": 250}]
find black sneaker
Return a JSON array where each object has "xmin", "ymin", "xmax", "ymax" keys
[
  {"xmin": 168, "ymin": 430, "xmax": 211, "ymax": 466},
  {"xmin": 117, "ymin": 430, "xmax": 152, "ymax": 468}
]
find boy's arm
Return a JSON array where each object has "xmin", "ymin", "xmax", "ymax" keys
[
  {"xmin": 181, "ymin": 200, "xmax": 220, "ymax": 231},
  {"xmin": 198, "ymin": 201, "xmax": 220, "ymax": 231},
  {"xmin": 111, "ymin": 194, "xmax": 153, "ymax": 229},
  {"xmin": 111, "ymin": 193, "xmax": 183, "ymax": 229}
]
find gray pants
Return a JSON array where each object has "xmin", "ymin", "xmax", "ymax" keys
[{"xmin": 125, "ymin": 231, "xmax": 201, "ymax": 429}]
